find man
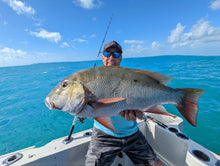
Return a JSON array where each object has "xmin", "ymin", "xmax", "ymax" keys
[{"xmin": 85, "ymin": 41, "xmax": 162, "ymax": 166}]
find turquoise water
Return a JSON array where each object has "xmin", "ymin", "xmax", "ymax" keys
[{"xmin": 0, "ymin": 55, "xmax": 219, "ymax": 155}]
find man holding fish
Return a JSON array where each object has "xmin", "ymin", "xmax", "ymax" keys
[
  {"xmin": 85, "ymin": 41, "xmax": 162, "ymax": 166},
  {"xmin": 45, "ymin": 41, "xmax": 204, "ymax": 165}
]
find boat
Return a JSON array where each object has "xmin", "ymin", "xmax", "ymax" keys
[{"xmin": 1, "ymin": 113, "xmax": 219, "ymax": 166}]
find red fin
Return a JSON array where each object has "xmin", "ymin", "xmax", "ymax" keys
[
  {"xmin": 89, "ymin": 97, "xmax": 127, "ymax": 109},
  {"xmin": 176, "ymin": 88, "xmax": 205, "ymax": 126},
  {"xmin": 94, "ymin": 117, "xmax": 117, "ymax": 132},
  {"xmin": 146, "ymin": 105, "xmax": 176, "ymax": 117}
]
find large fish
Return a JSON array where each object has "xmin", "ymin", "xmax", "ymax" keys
[{"xmin": 45, "ymin": 66, "xmax": 205, "ymax": 131}]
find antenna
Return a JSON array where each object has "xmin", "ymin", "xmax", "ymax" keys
[{"xmin": 94, "ymin": 13, "xmax": 114, "ymax": 67}]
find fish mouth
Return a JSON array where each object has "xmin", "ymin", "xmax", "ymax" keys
[{"xmin": 44, "ymin": 97, "xmax": 62, "ymax": 110}]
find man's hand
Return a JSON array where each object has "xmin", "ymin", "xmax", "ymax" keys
[{"xmin": 120, "ymin": 110, "xmax": 144, "ymax": 121}]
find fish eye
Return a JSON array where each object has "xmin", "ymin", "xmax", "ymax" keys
[{"xmin": 62, "ymin": 82, "xmax": 68, "ymax": 88}]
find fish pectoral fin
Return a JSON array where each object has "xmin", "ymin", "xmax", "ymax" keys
[
  {"xmin": 88, "ymin": 97, "xmax": 127, "ymax": 109},
  {"xmin": 146, "ymin": 105, "xmax": 176, "ymax": 117},
  {"xmin": 94, "ymin": 117, "xmax": 117, "ymax": 132}
]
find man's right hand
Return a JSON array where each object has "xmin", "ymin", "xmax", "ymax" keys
[
  {"xmin": 120, "ymin": 105, "xmax": 167, "ymax": 121},
  {"xmin": 120, "ymin": 110, "xmax": 144, "ymax": 121}
]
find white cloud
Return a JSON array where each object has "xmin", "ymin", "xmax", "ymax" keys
[
  {"xmin": 29, "ymin": 29, "xmax": 61, "ymax": 43},
  {"xmin": 167, "ymin": 23, "xmax": 185, "ymax": 44},
  {"xmin": 123, "ymin": 40, "xmax": 162, "ymax": 55},
  {"xmin": 90, "ymin": 34, "xmax": 96, "ymax": 38},
  {"xmin": 124, "ymin": 40, "xmax": 145, "ymax": 44},
  {"xmin": 124, "ymin": 44, "xmax": 149, "ymax": 55},
  {"xmin": 72, "ymin": 38, "xmax": 86, "ymax": 43},
  {"xmin": 61, "ymin": 42, "xmax": 70, "ymax": 48},
  {"xmin": 2, "ymin": 0, "xmax": 35, "ymax": 15},
  {"xmin": 210, "ymin": 0, "xmax": 220, "ymax": 10},
  {"xmin": 73, "ymin": 0, "xmax": 102, "ymax": 9},
  {"xmin": 167, "ymin": 19, "xmax": 220, "ymax": 48},
  {"xmin": 0, "ymin": 47, "xmax": 27, "ymax": 63},
  {"xmin": 151, "ymin": 41, "xmax": 161, "ymax": 49},
  {"xmin": 35, "ymin": 52, "xmax": 49, "ymax": 56},
  {"xmin": 3, "ymin": 21, "xmax": 7, "ymax": 25},
  {"xmin": 35, "ymin": 22, "xmax": 43, "ymax": 27}
]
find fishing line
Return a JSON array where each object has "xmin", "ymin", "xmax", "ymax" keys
[{"xmin": 94, "ymin": 13, "xmax": 114, "ymax": 68}]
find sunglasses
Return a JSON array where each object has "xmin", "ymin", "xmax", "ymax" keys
[{"xmin": 103, "ymin": 52, "xmax": 122, "ymax": 58}]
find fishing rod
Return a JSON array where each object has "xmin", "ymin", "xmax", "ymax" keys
[
  {"xmin": 63, "ymin": 116, "xmax": 78, "ymax": 144},
  {"xmin": 64, "ymin": 14, "xmax": 114, "ymax": 143},
  {"xmin": 63, "ymin": 116, "xmax": 87, "ymax": 144},
  {"xmin": 94, "ymin": 13, "xmax": 114, "ymax": 67}
]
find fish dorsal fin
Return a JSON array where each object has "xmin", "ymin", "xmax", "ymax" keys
[
  {"xmin": 133, "ymin": 69, "xmax": 174, "ymax": 85},
  {"xmin": 100, "ymin": 66, "xmax": 174, "ymax": 85}
]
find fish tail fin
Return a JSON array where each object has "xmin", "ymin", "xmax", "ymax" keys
[{"xmin": 176, "ymin": 88, "xmax": 205, "ymax": 126}]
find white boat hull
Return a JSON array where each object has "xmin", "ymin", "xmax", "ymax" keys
[{"xmin": 1, "ymin": 113, "xmax": 219, "ymax": 166}]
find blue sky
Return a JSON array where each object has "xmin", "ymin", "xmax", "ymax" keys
[{"xmin": 0, "ymin": 0, "xmax": 220, "ymax": 67}]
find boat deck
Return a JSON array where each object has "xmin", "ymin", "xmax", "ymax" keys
[{"xmin": 1, "ymin": 113, "xmax": 219, "ymax": 166}]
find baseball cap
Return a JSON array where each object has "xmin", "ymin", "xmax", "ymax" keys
[{"xmin": 103, "ymin": 41, "xmax": 122, "ymax": 53}]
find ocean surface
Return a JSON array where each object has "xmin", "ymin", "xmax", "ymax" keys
[{"xmin": 0, "ymin": 55, "xmax": 220, "ymax": 156}]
